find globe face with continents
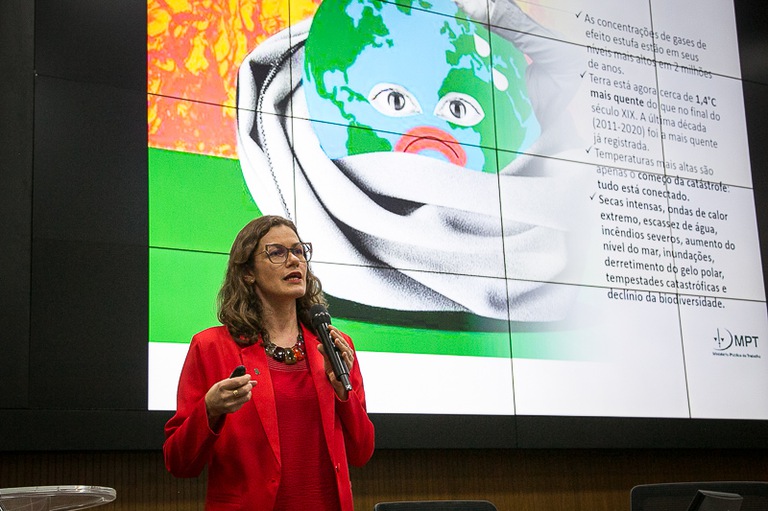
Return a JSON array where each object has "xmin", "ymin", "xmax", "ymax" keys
[{"xmin": 303, "ymin": 0, "xmax": 540, "ymax": 173}]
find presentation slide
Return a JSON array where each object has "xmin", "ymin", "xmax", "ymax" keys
[{"xmin": 147, "ymin": 0, "xmax": 768, "ymax": 420}]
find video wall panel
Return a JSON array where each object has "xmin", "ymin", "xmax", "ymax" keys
[{"xmin": 148, "ymin": 0, "xmax": 768, "ymax": 421}]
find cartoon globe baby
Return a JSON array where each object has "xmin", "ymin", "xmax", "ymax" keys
[
  {"xmin": 302, "ymin": 0, "xmax": 541, "ymax": 173},
  {"xmin": 236, "ymin": 0, "xmax": 585, "ymax": 324}
]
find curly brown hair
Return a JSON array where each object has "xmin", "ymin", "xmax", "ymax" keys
[{"xmin": 217, "ymin": 215, "xmax": 326, "ymax": 344}]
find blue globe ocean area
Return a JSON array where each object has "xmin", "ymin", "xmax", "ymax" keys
[{"xmin": 302, "ymin": 0, "xmax": 540, "ymax": 173}]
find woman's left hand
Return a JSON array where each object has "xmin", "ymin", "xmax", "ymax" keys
[{"xmin": 317, "ymin": 325, "xmax": 355, "ymax": 400}]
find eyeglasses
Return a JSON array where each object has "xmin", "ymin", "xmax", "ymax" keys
[{"xmin": 258, "ymin": 242, "xmax": 313, "ymax": 264}]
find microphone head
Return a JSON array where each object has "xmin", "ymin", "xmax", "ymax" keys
[{"xmin": 309, "ymin": 303, "xmax": 331, "ymax": 327}]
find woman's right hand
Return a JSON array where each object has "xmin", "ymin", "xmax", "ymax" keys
[{"xmin": 204, "ymin": 374, "xmax": 253, "ymax": 428}]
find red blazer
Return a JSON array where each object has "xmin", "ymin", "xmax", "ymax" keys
[{"xmin": 163, "ymin": 324, "xmax": 375, "ymax": 511}]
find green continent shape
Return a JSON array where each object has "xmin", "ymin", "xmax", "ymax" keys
[{"xmin": 305, "ymin": 0, "xmax": 394, "ymax": 156}]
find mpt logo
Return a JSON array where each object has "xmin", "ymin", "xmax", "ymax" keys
[{"xmin": 713, "ymin": 328, "xmax": 759, "ymax": 351}]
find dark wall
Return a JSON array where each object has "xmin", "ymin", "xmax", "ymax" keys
[
  {"xmin": 0, "ymin": 0, "xmax": 34, "ymax": 409},
  {"xmin": 0, "ymin": 0, "xmax": 160, "ymax": 449}
]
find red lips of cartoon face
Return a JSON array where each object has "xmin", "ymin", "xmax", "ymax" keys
[{"xmin": 394, "ymin": 126, "xmax": 468, "ymax": 167}]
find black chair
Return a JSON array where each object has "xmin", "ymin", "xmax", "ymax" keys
[
  {"xmin": 631, "ymin": 482, "xmax": 768, "ymax": 511},
  {"xmin": 374, "ymin": 501, "xmax": 498, "ymax": 511}
]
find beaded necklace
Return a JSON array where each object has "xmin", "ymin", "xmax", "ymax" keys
[{"xmin": 262, "ymin": 328, "xmax": 306, "ymax": 365}]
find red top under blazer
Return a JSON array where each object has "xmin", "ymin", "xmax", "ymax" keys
[{"xmin": 163, "ymin": 324, "xmax": 375, "ymax": 511}]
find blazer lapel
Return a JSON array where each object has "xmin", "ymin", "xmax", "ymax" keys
[{"xmin": 241, "ymin": 342, "xmax": 281, "ymax": 464}]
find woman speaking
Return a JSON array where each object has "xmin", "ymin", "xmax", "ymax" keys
[{"xmin": 163, "ymin": 215, "xmax": 375, "ymax": 511}]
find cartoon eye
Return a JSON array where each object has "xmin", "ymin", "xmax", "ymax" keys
[
  {"xmin": 368, "ymin": 83, "xmax": 422, "ymax": 117},
  {"xmin": 434, "ymin": 93, "xmax": 485, "ymax": 127}
]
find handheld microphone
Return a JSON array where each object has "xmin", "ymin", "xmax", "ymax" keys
[{"xmin": 310, "ymin": 304, "xmax": 353, "ymax": 392}]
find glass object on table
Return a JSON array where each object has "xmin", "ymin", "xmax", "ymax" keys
[{"xmin": 0, "ymin": 486, "xmax": 116, "ymax": 511}]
